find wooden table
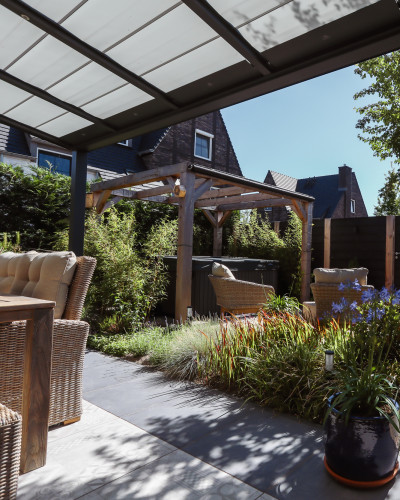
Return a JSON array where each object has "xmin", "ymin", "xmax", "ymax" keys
[{"xmin": 0, "ymin": 295, "xmax": 55, "ymax": 474}]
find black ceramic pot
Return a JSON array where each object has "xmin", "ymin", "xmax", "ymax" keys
[{"xmin": 325, "ymin": 394, "xmax": 400, "ymax": 482}]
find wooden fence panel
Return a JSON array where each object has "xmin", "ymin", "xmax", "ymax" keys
[{"xmin": 311, "ymin": 216, "xmax": 387, "ymax": 288}]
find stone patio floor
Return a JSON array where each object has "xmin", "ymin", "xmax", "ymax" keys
[{"xmin": 18, "ymin": 350, "xmax": 400, "ymax": 499}]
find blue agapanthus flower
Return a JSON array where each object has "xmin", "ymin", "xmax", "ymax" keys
[
  {"xmin": 352, "ymin": 279, "xmax": 361, "ymax": 291},
  {"xmin": 332, "ymin": 301, "xmax": 343, "ymax": 314},
  {"xmin": 362, "ymin": 289, "xmax": 375, "ymax": 303},
  {"xmin": 380, "ymin": 288, "xmax": 391, "ymax": 302},
  {"xmin": 338, "ymin": 282, "xmax": 346, "ymax": 291},
  {"xmin": 349, "ymin": 301, "xmax": 358, "ymax": 311}
]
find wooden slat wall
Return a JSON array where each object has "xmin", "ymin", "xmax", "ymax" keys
[{"xmin": 312, "ymin": 216, "xmax": 387, "ymax": 288}]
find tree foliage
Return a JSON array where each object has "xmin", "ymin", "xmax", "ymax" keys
[
  {"xmin": 374, "ymin": 167, "xmax": 400, "ymax": 216},
  {"xmin": 0, "ymin": 162, "xmax": 71, "ymax": 249},
  {"xmin": 354, "ymin": 51, "xmax": 400, "ymax": 163}
]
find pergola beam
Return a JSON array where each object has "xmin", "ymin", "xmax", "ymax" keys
[
  {"xmin": 1, "ymin": 0, "xmax": 178, "ymax": 110},
  {"xmin": 196, "ymin": 192, "xmax": 281, "ymax": 209},
  {"xmin": 91, "ymin": 163, "xmax": 186, "ymax": 193},
  {"xmin": 181, "ymin": 0, "xmax": 271, "ymax": 76},
  {"xmin": 212, "ymin": 198, "xmax": 292, "ymax": 212}
]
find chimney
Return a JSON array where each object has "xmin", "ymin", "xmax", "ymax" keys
[{"xmin": 338, "ymin": 164, "xmax": 353, "ymax": 216}]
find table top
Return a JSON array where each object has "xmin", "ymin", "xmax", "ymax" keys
[{"xmin": 0, "ymin": 295, "xmax": 55, "ymax": 312}]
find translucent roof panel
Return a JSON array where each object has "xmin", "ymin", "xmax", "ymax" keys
[
  {"xmin": 7, "ymin": 35, "xmax": 89, "ymax": 90},
  {"xmin": 0, "ymin": 1, "xmax": 84, "ymax": 69},
  {"xmin": 48, "ymin": 63, "xmax": 128, "ymax": 108},
  {"xmin": 0, "ymin": 81, "xmax": 32, "ymax": 114},
  {"xmin": 0, "ymin": 6, "xmax": 44, "ymax": 69},
  {"xmin": 107, "ymin": 4, "xmax": 218, "ymax": 76},
  {"xmin": 60, "ymin": 0, "xmax": 179, "ymax": 53},
  {"xmin": 82, "ymin": 85, "xmax": 152, "ymax": 119},
  {"xmin": 37, "ymin": 113, "xmax": 92, "ymax": 137},
  {"xmin": 209, "ymin": 0, "xmax": 288, "ymax": 27},
  {"xmin": 4, "ymin": 97, "xmax": 69, "ymax": 128},
  {"xmin": 236, "ymin": 0, "xmax": 380, "ymax": 51},
  {"xmin": 144, "ymin": 38, "xmax": 243, "ymax": 93}
]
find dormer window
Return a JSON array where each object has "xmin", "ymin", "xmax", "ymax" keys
[
  {"xmin": 118, "ymin": 139, "xmax": 130, "ymax": 146},
  {"xmin": 194, "ymin": 130, "xmax": 213, "ymax": 161}
]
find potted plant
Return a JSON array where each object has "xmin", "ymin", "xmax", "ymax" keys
[{"xmin": 324, "ymin": 285, "xmax": 400, "ymax": 487}]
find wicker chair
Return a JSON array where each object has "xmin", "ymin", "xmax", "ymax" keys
[
  {"xmin": 0, "ymin": 404, "xmax": 21, "ymax": 500},
  {"xmin": 0, "ymin": 256, "xmax": 96, "ymax": 427},
  {"xmin": 209, "ymin": 275, "xmax": 274, "ymax": 316},
  {"xmin": 310, "ymin": 267, "xmax": 374, "ymax": 323}
]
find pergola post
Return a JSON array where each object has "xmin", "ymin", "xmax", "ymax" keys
[
  {"xmin": 175, "ymin": 170, "xmax": 196, "ymax": 322},
  {"xmin": 300, "ymin": 202, "xmax": 313, "ymax": 303},
  {"xmin": 69, "ymin": 150, "xmax": 87, "ymax": 256},
  {"xmin": 213, "ymin": 211, "xmax": 223, "ymax": 257}
]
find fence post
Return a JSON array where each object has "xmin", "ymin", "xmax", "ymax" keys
[
  {"xmin": 385, "ymin": 215, "xmax": 395, "ymax": 289},
  {"xmin": 324, "ymin": 218, "xmax": 331, "ymax": 268}
]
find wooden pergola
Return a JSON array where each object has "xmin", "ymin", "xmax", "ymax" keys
[{"xmin": 88, "ymin": 162, "xmax": 314, "ymax": 321}]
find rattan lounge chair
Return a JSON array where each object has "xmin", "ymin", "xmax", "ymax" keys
[
  {"xmin": 0, "ymin": 256, "xmax": 96, "ymax": 427},
  {"xmin": 209, "ymin": 275, "xmax": 274, "ymax": 316},
  {"xmin": 310, "ymin": 267, "xmax": 374, "ymax": 323},
  {"xmin": 0, "ymin": 403, "xmax": 21, "ymax": 499}
]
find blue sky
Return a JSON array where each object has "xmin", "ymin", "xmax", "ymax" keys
[{"xmin": 221, "ymin": 65, "xmax": 393, "ymax": 216}]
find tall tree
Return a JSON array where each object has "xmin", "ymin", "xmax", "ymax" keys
[
  {"xmin": 354, "ymin": 51, "xmax": 400, "ymax": 164},
  {"xmin": 374, "ymin": 167, "xmax": 400, "ymax": 216}
]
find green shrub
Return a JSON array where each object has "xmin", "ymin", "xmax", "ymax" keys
[
  {"xmin": 226, "ymin": 210, "xmax": 302, "ymax": 297},
  {"xmin": 55, "ymin": 207, "xmax": 178, "ymax": 331},
  {"xmin": 0, "ymin": 163, "xmax": 71, "ymax": 250}
]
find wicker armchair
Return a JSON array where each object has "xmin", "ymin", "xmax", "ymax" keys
[
  {"xmin": 209, "ymin": 275, "xmax": 274, "ymax": 316},
  {"xmin": 0, "ymin": 256, "xmax": 96, "ymax": 427},
  {"xmin": 310, "ymin": 267, "xmax": 373, "ymax": 323}
]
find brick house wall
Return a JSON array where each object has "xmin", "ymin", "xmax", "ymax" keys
[
  {"xmin": 141, "ymin": 111, "xmax": 242, "ymax": 175},
  {"xmin": 332, "ymin": 172, "xmax": 368, "ymax": 218}
]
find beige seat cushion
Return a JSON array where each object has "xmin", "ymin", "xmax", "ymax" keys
[
  {"xmin": 313, "ymin": 267, "xmax": 368, "ymax": 285},
  {"xmin": 212, "ymin": 262, "xmax": 235, "ymax": 280},
  {"xmin": 0, "ymin": 251, "xmax": 77, "ymax": 319}
]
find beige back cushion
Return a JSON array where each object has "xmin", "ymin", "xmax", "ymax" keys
[
  {"xmin": 314, "ymin": 267, "xmax": 368, "ymax": 285},
  {"xmin": 0, "ymin": 251, "xmax": 77, "ymax": 318},
  {"xmin": 212, "ymin": 262, "xmax": 235, "ymax": 280}
]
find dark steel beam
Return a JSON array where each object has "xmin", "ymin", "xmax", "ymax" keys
[
  {"xmin": 0, "ymin": 69, "xmax": 117, "ymax": 132},
  {"xmin": 181, "ymin": 0, "xmax": 272, "ymax": 76},
  {"xmin": 0, "ymin": 0, "xmax": 179, "ymax": 110},
  {"xmin": 69, "ymin": 150, "xmax": 87, "ymax": 256},
  {"xmin": 0, "ymin": 113, "xmax": 72, "ymax": 149}
]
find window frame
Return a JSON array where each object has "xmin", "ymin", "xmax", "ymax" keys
[
  {"xmin": 37, "ymin": 148, "xmax": 72, "ymax": 176},
  {"xmin": 194, "ymin": 129, "xmax": 213, "ymax": 161},
  {"xmin": 118, "ymin": 139, "xmax": 130, "ymax": 147},
  {"xmin": 350, "ymin": 199, "xmax": 356, "ymax": 214}
]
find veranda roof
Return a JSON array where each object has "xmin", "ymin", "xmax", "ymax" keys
[{"xmin": 1, "ymin": 0, "xmax": 399, "ymax": 152}]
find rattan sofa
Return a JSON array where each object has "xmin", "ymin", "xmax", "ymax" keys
[
  {"xmin": 209, "ymin": 262, "xmax": 274, "ymax": 316},
  {"xmin": 0, "ymin": 254, "xmax": 96, "ymax": 427},
  {"xmin": 310, "ymin": 267, "xmax": 374, "ymax": 323}
]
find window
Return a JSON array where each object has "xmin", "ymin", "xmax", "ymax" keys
[
  {"xmin": 350, "ymin": 199, "xmax": 356, "ymax": 214},
  {"xmin": 37, "ymin": 149, "xmax": 71, "ymax": 176},
  {"xmin": 194, "ymin": 130, "xmax": 213, "ymax": 161}
]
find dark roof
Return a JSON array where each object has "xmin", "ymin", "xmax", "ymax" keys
[
  {"xmin": 297, "ymin": 174, "xmax": 342, "ymax": 218},
  {"xmin": 265, "ymin": 169, "xmax": 345, "ymax": 218},
  {"xmin": 138, "ymin": 128, "xmax": 170, "ymax": 155},
  {"xmin": 87, "ymin": 136, "xmax": 146, "ymax": 175},
  {"xmin": 0, "ymin": 125, "xmax": 31, "ymax": 157}
]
